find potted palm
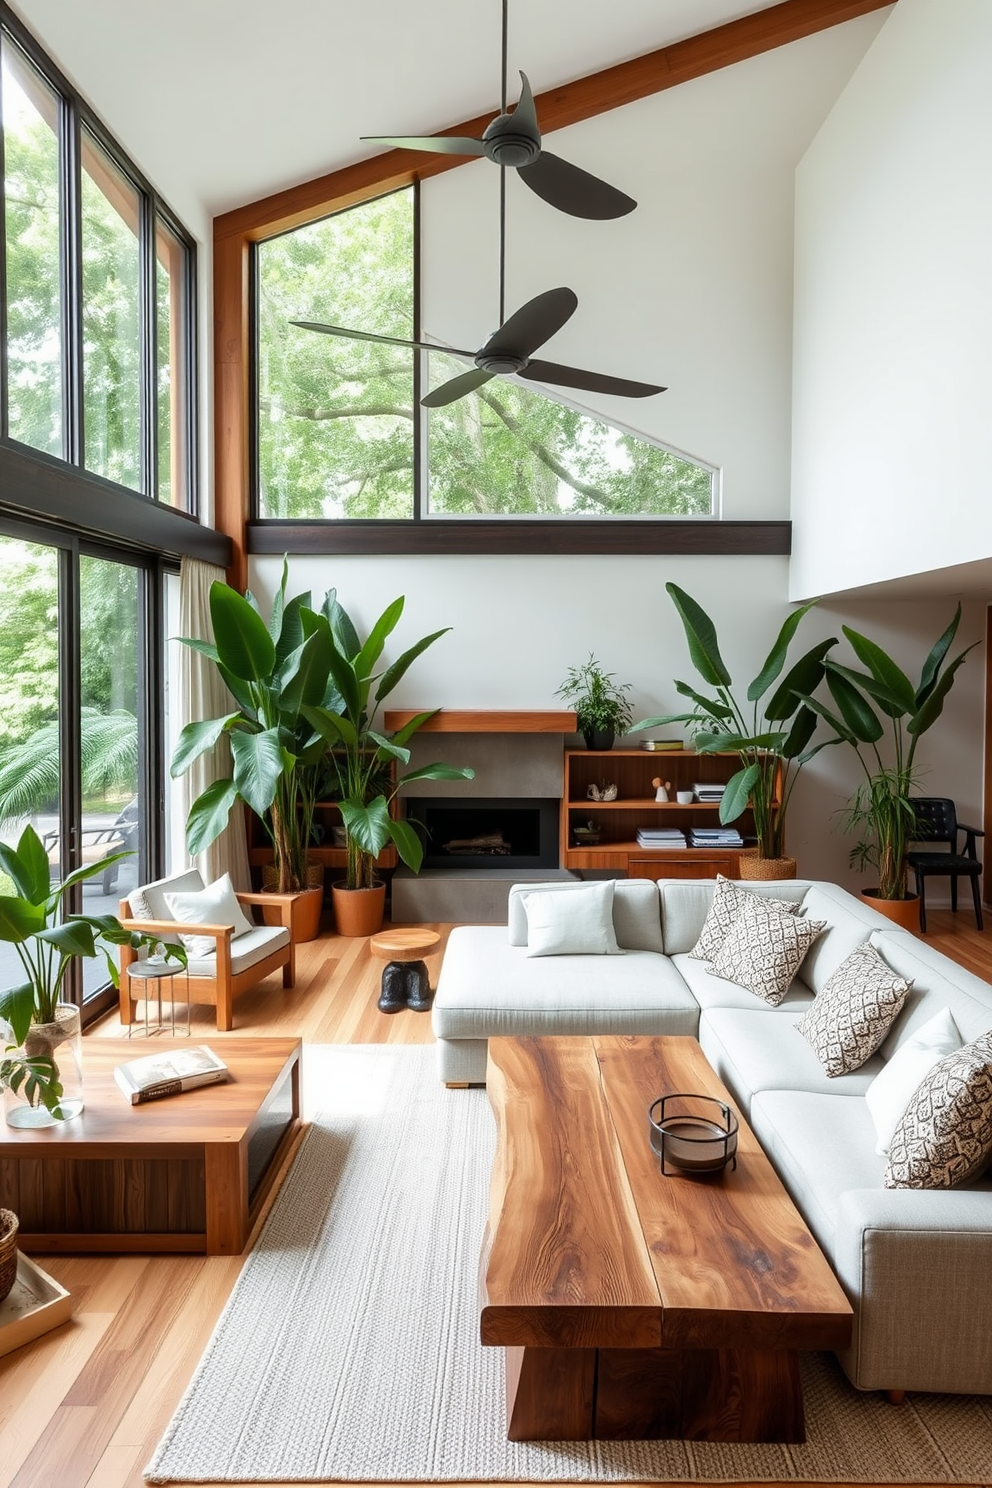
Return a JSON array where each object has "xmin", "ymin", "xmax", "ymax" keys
[
  {"xmin": 0, "ymin": 825, "xmax": 185, "ymax": 1127},
  {"xmin": 170, "ymin": 564, "xmax": 336, "ymax": 941},
  {"xmin": 633, "ymin": 584, "xmax": 838, "ymax": 877},
  {"xmin": 556, "ymin": 655, "xmax": 634, "ymax": 750},
  {"xmin": 301, "ymin": 591, "xmax": 474, "ymax": 937},
  {"xmin": 800, "ymin": 606, "xmax": 977, "ymax": 923}
]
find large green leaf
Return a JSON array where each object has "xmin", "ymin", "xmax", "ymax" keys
[
  {"xmin": 696, "ymin": 730, "xmax": 784, "ymax": 754},
  {"xmin": 356, "ymin": 596, "xmax": 405, "ymax": 679},
  {"xmin": 387, "ymin": 815, "xmax": 424, "ymax": 873},
  {"xmin": 719, "ymin": 764, "xmax": 760, "ymax": 824},
  {"xmin": 366, "ymin": 730, "xmax": 410, "ymax": 765},
  {"xmin": 322, "ymin": 589, "xmax": 362, "ymax": 661},
  {"xmin": 764, "ymin": 639, "xmax": 837, "ymax": 721},
  {"xmin": 825, "ymin": 669, "xmax": 884, "ymax": 743},
  {"xmin": 300, "ymin": 704, "xmax": 357, "ymax": 751},
  {"xmin": 58, "ymin": 849, "xmax": 132, "ymax": 896},
  {"xmin": 230, "ymin": 727, "xmax": 284, "ymax": 816},
  {"xmin": 390, "ymin": 710, "xmax": 438, "ymax": 747},
  {"xmin": 273, "ymin": 591, "xmax": 311, "ymax": 669},
  {"xmin": 673, "ymin": 680, "xmax": 733, "ymax": 718},
  {"xmin": 216, "ymin": 663, "xmax": 257, "ymax": 718},
  {"xmin": 781, "ymin": 705, "xmax": 818, "ymax": 760},
  {"xmin": 186, "ymin": 778, "xmax": 240, "ymax": 857},
  {"xmin": 397, "ymin": 763, "xmax": 475, "ymax": 787},
  {"xmin": 666, "ymin": 583, "xmax": 731, "ymax": 689},
  {"xmin": 0, "ymin": 897, "xmax": 46, "ymax": 944},
  {"xmin": 746, "ymin": 602, "xmax": 816, "ymax": 702},
  {"xmin": 267, "ymin": 558, "xmax": 288, "ymax": 644},
  {"xmin": 325, "ymin": 640, "xmax": 361, "ymax": 721},
  {"xmin": 908, "ymin": 644, "xmax": 978, "ymax": 737},
  {"xmin": 0, "ymin": 983, "xmax": 36, "ymax": 1048},
  {"xmin": 176, "ymin": 637, "xmax": 220, "ymax": 665},
  {"xmin": 210, "ymin": 583, "xmax": 276, "ymax": 684},
  {"xmin": 841, "ymin": 627, "xmax": 916, "ymax": 714},
  {"xmin": 38, "ymin": 920, "xmax": 97, "ymax": 958},
  {"xmin": 825, "ymin": 660, "xmax": 907, "ymax": 719},
  {"xmin": 0, "ymin": 825, "xmax": 50, "ymax": 905},
  {"xmin": 374, "ymin": 629, "xmax": 451, "ymax": 706},
  {"xmin": 793, "ymin": 691, "xmax": 858, "ymax": 746},
  {"xmin": 170, "ymin": 714, "xmax": 241, "ymax": 779},
  {"xmin": 279, "ymin": 625, "xmax": 335, "ymax": 718},
  {"xmin": 917, "ymin": 605, "xmax": 962, "ymax": 704},
  {"xmin": 339, "ymin": 796, "xmax": 392, "ymax": 857}
]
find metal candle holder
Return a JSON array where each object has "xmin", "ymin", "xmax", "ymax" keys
[{"xmin": 648, "ymin": 1093, "xmax": 739, "ymax": 1176}]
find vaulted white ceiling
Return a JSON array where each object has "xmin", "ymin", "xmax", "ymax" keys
[{"xmin": 8, "ymin": 0, "xmax": 867, "ymax": 231}]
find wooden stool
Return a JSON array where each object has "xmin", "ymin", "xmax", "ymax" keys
[{"xmin": 369, "ymin": 929, "xmax": 441, "ymax": 1014}]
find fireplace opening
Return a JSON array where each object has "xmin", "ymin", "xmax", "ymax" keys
[{"xmin": 405, "ymin": 797, "xmax": 560, "ymax": 871}]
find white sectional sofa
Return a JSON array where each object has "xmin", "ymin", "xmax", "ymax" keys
[{"xmin": 432, "ymin": 877, "xmax": 992, "ymax": 1397}]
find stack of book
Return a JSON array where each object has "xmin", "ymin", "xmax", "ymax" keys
[
  {"xmin": 693, "ymin": 782, "xmax": 726, "ymax": 804},
  {"xmin": 639, "ymin": 739, "xmax": 683, "ymax": 752},
  {"xmin": 636, "ymin": 827, "xmax": 687, "ymax": 849},
  {"xmin": 689, "ymin": 826, "xmax": 744, "ymax": 848}
]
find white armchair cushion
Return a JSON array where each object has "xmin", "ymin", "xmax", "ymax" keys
[
  {"xmin": 185, "ymin": 924, "xmax": 290, "ymax": 977},
  {"xmin": 163, "ymin": 873, "xmax": 255, "ymax": 959}
]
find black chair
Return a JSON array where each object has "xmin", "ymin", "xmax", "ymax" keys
[{"xmin": 906, "ymin": 797, "xmax": 984, "ymax": 934}]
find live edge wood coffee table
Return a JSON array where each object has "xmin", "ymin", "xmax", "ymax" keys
[
  {"xmin": 0, "ymin": 1038, "xmax": 301, "ymax": 1256},
  {"xmin": 482, "ymin": 1035, "xmax": 852, "ymax": 1444}
]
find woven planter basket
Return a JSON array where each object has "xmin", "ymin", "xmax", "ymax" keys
[
  {"xmin": 0, "ymin": 1208, "xmax": 19, "ymax": 1304},
  {"xmin": 737, "ymin": 850, "xmax": 797, "ymax": 881}
]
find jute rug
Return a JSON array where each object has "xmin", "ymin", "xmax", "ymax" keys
[{"xmin": 146, "ymin": 1045, "xmax": 992, "ymax": 1484}]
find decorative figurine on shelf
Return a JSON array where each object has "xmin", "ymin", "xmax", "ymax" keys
[
  {"xmin": 587, "ymin": 781, "xmax": 618, "ymax": 802},
  {"xmin": 653, "ymin": 778, "xmax": 671, "ymax": 802}
]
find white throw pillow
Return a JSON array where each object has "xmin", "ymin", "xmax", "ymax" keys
[
  {"xmin": 163, "ymin": 873, "xmax": 254, "ymax": 959},
  {"xmin": 521, "ymin": 881, "xmax": 623, "ymax": 958},
  {"xmin": 867, "ymin": 1008, "xmax": 962, "ymax": 1155}
]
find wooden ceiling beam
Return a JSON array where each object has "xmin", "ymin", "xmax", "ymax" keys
[{"xmin": 214, "ymin": 0, "xmax": 891, "ymax": 243}]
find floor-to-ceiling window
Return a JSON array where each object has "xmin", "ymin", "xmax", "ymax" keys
[{"xmin": 0, "ymin": 526, "xmax": 167, "ymax": 1022}]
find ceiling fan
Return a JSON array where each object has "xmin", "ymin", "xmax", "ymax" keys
[
  {"xmin": 293, "ymin": 282, "xmax": 665, "ymax": 408},
  {"xmin": 359, "ymin": 0, "xmax": 636, "ymax": 222}
]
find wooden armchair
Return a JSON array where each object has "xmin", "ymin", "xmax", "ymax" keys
[{"xmin": 118, "ymin": 869, "xmax": 301, "ymax": 1031}]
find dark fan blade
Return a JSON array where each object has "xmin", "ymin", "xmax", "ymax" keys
[
  {"xmin": 520, "ymin": 359, "xmax": 665, "ymax": 399},
  {"xmin": 422, "ymin": 368, "xmax": 496, "ymax": 408},
  {"xmin": 513, "ymin": 72, "xmax": 540, "ymax": 138},
  {"xmin": 518, "ymin": 151, "xmax": 636, "ymax": 221},
  {"xmin": 484, "ymin": 287, "xmax": 577, "ymax": 359},
  {"xmin": 359, "ymin": 134, "xmax": 486, "ymax": 157},
  {"xmin": 291, "ymin": 321, "xmax": 475, "ymax": 360}
]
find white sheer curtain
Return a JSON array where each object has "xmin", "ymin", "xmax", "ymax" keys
[{"xmin": 178, "ymin": 556, "xmax": 251, "ymax": 890}]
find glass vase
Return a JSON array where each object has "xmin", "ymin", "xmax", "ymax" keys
[{"xmin": 3, "ymin": 1002, "xmax": 84, "ymax": 1127}]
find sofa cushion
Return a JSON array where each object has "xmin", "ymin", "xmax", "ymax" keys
[
  {"xmin": 433, "ymin": 926, "xmax": 699, "ymax": 1041},
  {"xmin": 673, "ymin": 952, "xmax": 814, "ymax": 1014},
  {"xmin": 870, "ymin": 930, "xmax": 992, "ymax": 1054},
  {"xmin": 520, "ymin": 881, "xmax": 622, "ymax": 957},
  {"xmin": 796, "ymin": 942, "xmax": 912, "ymax": 1076},
  {"xmin": 129, "ymin": 868, "xmax": 204, "ymax": 925},
  {"xmin": 688, "ymin": 874, "xmax": 799, "ymax": 965},
  {"xmin": 507, "ymin": 879, "xmax": 664, "ymax": 954},
  {"xmin": 657, "ymin": 879, "xmax": 809, "ymax": 956},
  {"xmin": 794, "ymin": 881, "xmax": 896, "ymax": 993},
  {"xmin": 699, "ymin": 1006, "xmax": 884, "ymax": 1115},
  {"xmin": 709, "ymin": 896, "xmax": 826, "ymax": 1005},
  {"xmin": 866, "ymin": 1007, "xmax": 962, "ymax": 1155},
  {"xmin": 885, "ymin": 1032, "xmax": 992, "ymax": 1190},
  {"xmin": 185, "ymin": 924, "xmax": 289, "ymax": 977},
  {"xmin": 163, "ymin": 872, "xmax": 255, "ymax": 959},
  {"xmin": 749, "ymin": 1090, "xmax": 886, "ymax": 1255}
]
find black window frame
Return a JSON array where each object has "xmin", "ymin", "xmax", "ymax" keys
[{"xmin": 0, "ymin": 1, "xmax": 198, "ymax": 516}]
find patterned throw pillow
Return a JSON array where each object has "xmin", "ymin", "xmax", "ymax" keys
[
  {"xmin": 885, "ymin": 1033, "xmax": 992, "ymax": 1189},
  {"xmin": 709, "ymin": 895, "xmax": 826, "ymax": 1005},
  {"xmin": 795, "ymin": 942, "xmax": 912, "ymax": 1077},
  {"xmin": 689, "ymin": 874, "xmax": 799, "ymax": 963}
]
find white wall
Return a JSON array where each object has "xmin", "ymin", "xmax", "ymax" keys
[{"xmin": 791, "ymin": 0, "xmax": 992, "ymax": 599}]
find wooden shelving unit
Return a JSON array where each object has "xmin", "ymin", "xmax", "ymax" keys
[{"xmin": 562, "ymin": 749, "xmax": 765, "ymax": 880}]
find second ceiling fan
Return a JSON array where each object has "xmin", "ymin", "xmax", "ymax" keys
[{"xmin": 361, "ymin": 0, "xmax": 636, "ymax": 222}]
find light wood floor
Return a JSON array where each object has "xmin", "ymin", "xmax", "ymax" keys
[{"xmin": 2, "ymin": 908, "xmax": 988, "ymax": 1488}]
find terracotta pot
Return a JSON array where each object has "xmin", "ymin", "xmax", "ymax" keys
[
  {"xmin": 736, "ymin": 851, "xmax": 798, "ymax": 881},
  {"xmin": 332, "ymin": 883, "xmax": 386, "ymax": 938},
  {"xmin": 260, "ymin": 864, "xmax": 325, "ymax": 943},
  {"xmin": 861, "ymin": 889, "xmax": 920, "ymax": 930}
]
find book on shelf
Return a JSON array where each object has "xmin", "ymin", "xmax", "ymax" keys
[
  {"xmin": 693, "ymin": 782, "xmax": 726, "ymax": 800},
  {"xmin": 689, "ymin": 828, "xmax": 743, "ymax": 847},
  {"xmin": 114, "ymin": 1045, "xmax": 230, "ymax": 1105},
  {"xmin": 636, "ymin": 828, "xmax": 687, "ymax": 848},
  {"xmin": 639, "ymin": 739, "xmax": 683, "ymax": 751}
]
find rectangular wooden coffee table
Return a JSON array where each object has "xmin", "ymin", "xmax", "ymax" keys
[
  {"xmin": 0, "ymin": 1037, "xmax": 301, "ymax": 1256},
  {"xmin": 482, "ymin": 1035, "xmax": 852, "ymax": 1443}
]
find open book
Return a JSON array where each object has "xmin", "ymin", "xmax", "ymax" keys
[{"xmin": 114, "ymin": 1045, "xmax": 230, "ymax": 1105}]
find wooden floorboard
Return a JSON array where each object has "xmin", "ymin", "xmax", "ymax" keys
[{"xmin": 0, "ymin": 908, "xmax": 987, "ymax": 1487}]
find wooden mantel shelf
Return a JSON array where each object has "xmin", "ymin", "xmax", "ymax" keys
[{"xmin": 383, "ymin": 709, "xmax": 577, "ymax": 734}]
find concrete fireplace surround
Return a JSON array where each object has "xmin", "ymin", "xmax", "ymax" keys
[{"xmin": 392, "ymin": 727, "xmax": 578, "ymax": 922}]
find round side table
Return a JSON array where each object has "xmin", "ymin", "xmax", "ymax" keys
[
  {"xmin": 126, "ymin": 959, "xmax": 190, "ymax": 1037},
  {"xmin": 369, "ymin": 929, "xmax": 441, "ymax": 1014}
]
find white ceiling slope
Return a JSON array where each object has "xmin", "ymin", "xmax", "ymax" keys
[{"xmin": 11, "ymin": 0, "xmax": 843, "ymax": 228}]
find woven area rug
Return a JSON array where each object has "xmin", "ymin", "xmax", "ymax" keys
[{"xmin": 146, "ymin": 1044, "xmax": 992, "ymax": 1484}]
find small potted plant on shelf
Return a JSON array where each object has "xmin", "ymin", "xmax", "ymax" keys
[
  {"xmin": 633, "ymin": 584, "xmax": 839, "ymax": 879},
  {"xmin": 300, "ymin": 591, "xmax": 474, "ymax": 937},
  {"xmin": 556, "ymin": 654, "xmax": 634, "ymax": 751},
  {"xmin": 799, "ymin": 606, "xmax": 977, "ymax": 924},
  {"xmin": 0, "ymin": 825, "xmax": 186, "ymax": 1127}
]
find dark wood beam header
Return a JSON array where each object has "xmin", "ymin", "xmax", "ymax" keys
[{"xmin": 214, "ymin": 0, "xmax": 892, "ymax": 243}]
